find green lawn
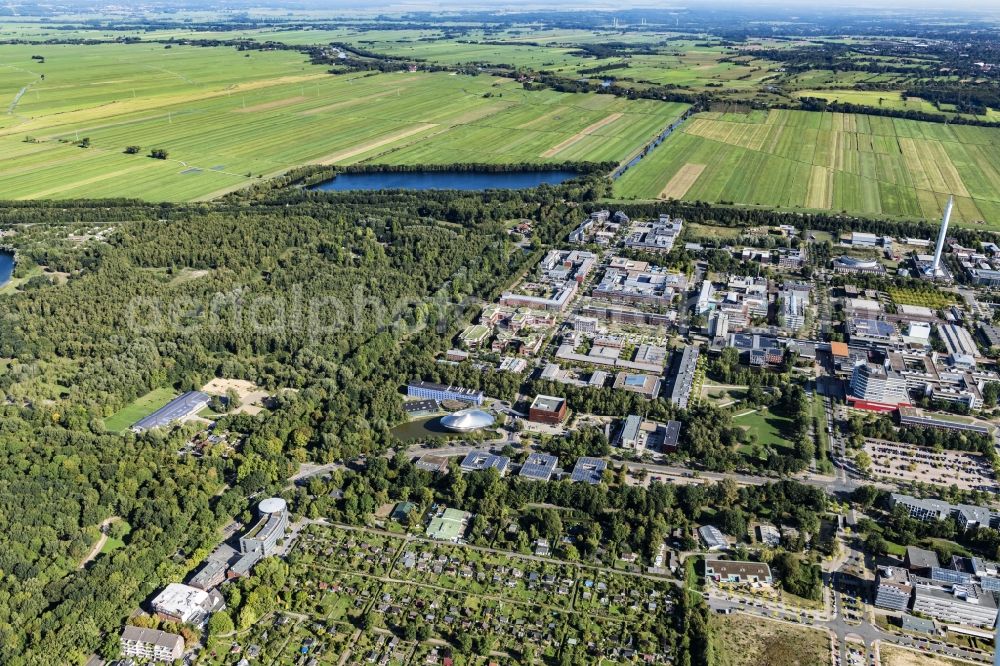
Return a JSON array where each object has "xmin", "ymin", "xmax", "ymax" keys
[
  {"xmin": 615, "ymin": 108, "xmax": 1000, "ymax": 229},
  {"xmin": 811, "ymin": 395, "xmax": 833, "ymax": 473},
  {"xmin": 733, "ymin": 408, "xmax": 796, "ymax": 453},
  {"xmin": 103, "ymin": 387, "xmax": 177, "ymax": 432},
  {"xmin": 100, "ymin": 521, "xmax": 130, "ymax": 555}
]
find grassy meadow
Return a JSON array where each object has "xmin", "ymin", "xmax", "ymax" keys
[
  {"xmin": 711, "ymin": 614, "xmax": 829, "ymax": 666},
  {"xmin": 103, "ymin": 387, "xmax": 177, "ymax": 432},
  {"xmin": 615, "ymin": 108, "xmax": 1000, "ymax": 228},
  {"xmin": 0, "ymin": 41, "xmax": 687, "ymax": 201}
]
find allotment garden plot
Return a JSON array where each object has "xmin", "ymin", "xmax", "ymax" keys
[
  {"xmin": 614, "ymin": 108, "xmax": 1000, "ymax": 228},
  {"xmin": 274, "ymin": 523, "xmax": 679, "ymax": 663}
]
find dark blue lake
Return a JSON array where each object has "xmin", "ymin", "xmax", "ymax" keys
[
  {"xmin": 0, "ymin": 251, "xmax": 13, "ymax": 287},
  {"xmin": 311, "ymin": 170, "xmax": 578, "ymax": 192}
]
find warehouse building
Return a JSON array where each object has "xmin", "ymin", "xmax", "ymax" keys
[
  {"xmin": 939, "ymin": 324, "xmax": 979, "ymax": 360},
  {"xmin": 698, "ymin": 525, "xmax": 728, "ymax": 551}
]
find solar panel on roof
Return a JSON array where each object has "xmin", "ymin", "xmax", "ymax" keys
[
  {"xmin": 980, "ymin": 577, "xmax": 1000, "ymax": 591},
  {"xmin": 929, "ymin": 567, "xmax": 972, "ymax": 584},
  {"xmin": 132, "ymin": 391, "xmax": 210, "ymax": 431},
  {"xmin": 521, "ymin": 454, "xmax": 557, "ymax": 479}
]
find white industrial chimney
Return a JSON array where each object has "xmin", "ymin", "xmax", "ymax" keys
[{"xmin": 927, "ymin": 195, "xmax": 953, "ymax": 277}]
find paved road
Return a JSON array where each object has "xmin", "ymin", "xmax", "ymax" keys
[{"xmin": 403, "ymin": 439, "xmax": 881, "ymax": 497}]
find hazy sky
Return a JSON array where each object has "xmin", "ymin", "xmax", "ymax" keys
[{"xmin": 405, "ymin": 0, "xmax": 1000, "ymax": 11}]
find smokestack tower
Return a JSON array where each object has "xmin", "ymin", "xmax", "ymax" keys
[{"xmin": 927, "ymin": 195, "xmax": 953, "ymax": 277}]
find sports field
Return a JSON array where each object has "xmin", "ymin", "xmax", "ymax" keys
[
  {"xmin": 614, "ymin": 109, "xmax": 1000, "ymax": 228},
  {"xmin": 0, "ymin": 42, "xmax": 687, "ymax": 200}
]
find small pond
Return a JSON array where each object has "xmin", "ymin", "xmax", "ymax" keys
[{"xmin": 0, "ymin": 251, "xmax": 14, "ymax": 287}]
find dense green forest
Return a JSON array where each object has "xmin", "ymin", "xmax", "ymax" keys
[
  {"xmin": 0, "ymin": 183, "xmax": 585, "ymax": 664},
  {"xmin": 1, "ymin": 169, "xmax": 973, "ymax": 663}
]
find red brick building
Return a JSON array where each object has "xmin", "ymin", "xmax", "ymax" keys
[{"xmin": 528, "ymin": 394, "xmax": 567, "ymax": 424}]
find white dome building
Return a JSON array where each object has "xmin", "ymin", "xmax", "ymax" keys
[{"xmin": 440, "ymin": 408, "xmax": 495, "ymax": 433}]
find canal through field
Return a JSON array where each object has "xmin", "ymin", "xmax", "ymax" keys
[
  {"xmin": 610, "ymin": 107, "xmax": 696, "ymax": 180},
  {"xmin": 310, "ymin": 169, "xmax": 578, "ymax": 192}
]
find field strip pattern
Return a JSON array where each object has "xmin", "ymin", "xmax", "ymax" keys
[
  {"xmin": 0, "ymin": 41, "xmax": 689, "ymax": 201},
  {"xmin": 314, "ymin": 123, "xmax": 439, "ymax": 164},
  {"xmin": 615, "ymin": 108, "xmax": 1000, "ymax": 227},
  {"xmin": 540, "ymin": 111, "xmax": 624, "ymax": 157},
  {"xmin": 234, "ymin": 95, "xmax": 308, "ymax": 113},
  {"xmin": 659, "ymin": 163, "xmax": 705, "ymax": 199}
]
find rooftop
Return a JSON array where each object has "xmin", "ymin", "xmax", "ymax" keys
[
  {"xmin": 906, "ymin": 545, "xmax": 942, "ymax": 570},
  {"xmin": 520, "ymin": 453, "xmax": 559, "ymax": 480},
  {"xmin": 698, "ymin": 525, "xmax": 728, "ymax": 550},
  {"xmin": 121, "ymin": 626, "xmax": 184, "ymax": 650},
  {"xmin": 530, "ymin": 394, "xmax": 565, "ymax": 412},
  {"xmin": 705, "ymin": 559, "xmax": 772, "ymax": 580},
  {"xmin": 570, "ymin": 457, "xmax": 607, "ymax": 484},
  {"xmin": 131, "ymin": 391, "xmax": 210, "ymax": 431},
  {"xmin": 460, "ymin": 450, "xmax": 510, "ymax": 474}
]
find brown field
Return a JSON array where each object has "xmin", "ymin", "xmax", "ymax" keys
[
  {"xmin": 659, "ymin": 162, "xmax": 706, "ymax": 199},
  {"xmin": 201, "ymin": 377, "xmax": 271, "ymax": 416},
  {"xmin": 805, "ymin": 165, "xmax": 833, "ymax": 209},
  {"xmin": 315, "ymin": 123, "xmax": 438, "ymax": 164},
  {"xmin": 713, "ymin": 614, "xmax": 829, "ymax": 666},
  {"xmin": 540, "ymin": 112, "xmax": 624, "ymax": 157},
  {"xmin": 880, "ymin": 646, "xmax": 969, "ymax": 666}
]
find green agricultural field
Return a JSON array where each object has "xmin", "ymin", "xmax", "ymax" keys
[
  {"xmin": 790, "ymin": 89, "xmax": 941, "ymax": 113},
  {"xmin": 615, "ymin": 108, "xmax": 1000, "ymax": 228},
  {"xmin": 103, "ymin": 387, "xmax": 176, "ymax": 432},
  {"xmin": 0, "ymin": 41, "xmax": 687, "ymax": 200}
]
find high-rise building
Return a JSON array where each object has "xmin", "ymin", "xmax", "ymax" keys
[{"xmin": 849, "ymin": 362, "xmax": 909, "ymax": 410}]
